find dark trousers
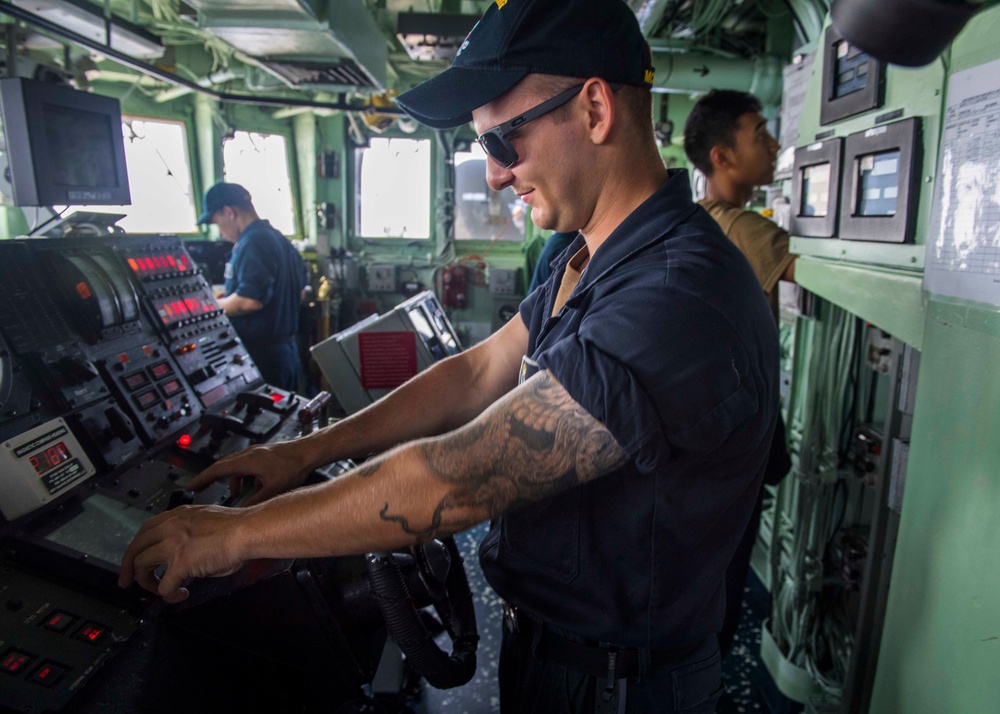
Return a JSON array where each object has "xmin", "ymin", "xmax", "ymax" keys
[
  {"xmin": 719, "ymin": 413, "xmax": 790, "ymax": 657},
  {"xmin": 246, "ymin": 339, "xmax": 301, "ymax": 393},
  {"xmin": 499, "ymin": 617, "xmax": 722, "ymax": 714}
]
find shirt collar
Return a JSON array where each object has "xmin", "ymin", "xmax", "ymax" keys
[{"xmin": 556, "ymin": 169, "xmax": 697, "ymax": 306}]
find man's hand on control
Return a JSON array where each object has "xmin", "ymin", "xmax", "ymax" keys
[
  {"xmin": 118, "ymin": 504, "xmax": 250, "ymax": 603},
  {"xmin": 185, "ymin": 442, "xmax": 312, "ymax": 506}
]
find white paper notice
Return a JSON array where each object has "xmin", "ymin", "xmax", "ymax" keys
[{"xmin": 924, "ymin": 57, "xmax": 1000, "ymax": 306}]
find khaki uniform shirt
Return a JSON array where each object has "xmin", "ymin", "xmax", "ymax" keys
[{"xmin": 699, "ymin": 199, "xmax": 794, "ymax": 321}]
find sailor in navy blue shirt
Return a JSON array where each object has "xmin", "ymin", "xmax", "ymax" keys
[
  {"xmin": 481, "ymin": 170, "xmax": 778, "ymax": 710},
  {"xmin": 198, "ymin": 182, "xmax": 305, "ymax": 392},
  {"xmin": 123, "ymin": 3, "xmax": 778, "ymax": 711}
]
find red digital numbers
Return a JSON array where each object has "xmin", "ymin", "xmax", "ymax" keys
[{"xmin": 29, "ymin": 442, "xmax": 71, "ymax": 476}]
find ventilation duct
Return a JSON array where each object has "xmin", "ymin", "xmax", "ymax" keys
[{"xmin": 185, "ymin": 0, "xmax": 387, "ymax": 90}]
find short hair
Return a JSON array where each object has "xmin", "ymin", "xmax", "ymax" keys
[{"xmin": 683, "ymin": 90, "xmax": 763, "ymax": 177}]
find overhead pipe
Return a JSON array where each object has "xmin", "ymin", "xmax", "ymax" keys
[
  {"xmin": 627, "ymin": 0, "xmax": 674, "ymax": 35},
  {"xmin": 154, "ymin": 69, "xmax": 243, "ymax": 103},
  {"xmin": 649, "ymin": 50, "xmax": 784, "ymax": 105},
  {"xmin": 0, "ymin": 0, "xmax": 406, "ymax": 114}
]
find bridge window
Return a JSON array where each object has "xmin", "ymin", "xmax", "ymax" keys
[
  {"xmin": 355, "ymin": 137, "xmax": 431, "ymax": 239},
  {"xmin": 453, "ymin": 143, "xmax": 525, "ymax": 242},
  {"xmin": 223, "ymin": 131, "xmax": 297, "ymax": 236},
  {"xmin": 51, "ymin": 117, "xmax": 197, "ymax": 233}
]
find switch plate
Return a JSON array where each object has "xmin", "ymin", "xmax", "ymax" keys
[
  {"xmin": 368, "ymin": 264, "xmax": 397, "ymax": 293},
  {"xmin": 489, "ymin": 267, "xmax": 519, "ymax": 295}
]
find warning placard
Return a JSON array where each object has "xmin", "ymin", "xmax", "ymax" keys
[{"xmin": 358, "ymin": 332, "xmax": 418, "ymax": 389}]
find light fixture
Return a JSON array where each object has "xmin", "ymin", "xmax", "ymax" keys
[{"xmin": 11, "ymin": 0, "xmax": 165, "ymax": 60}]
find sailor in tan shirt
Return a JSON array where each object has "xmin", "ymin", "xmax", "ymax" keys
[{"xmin": 684, "ymin": 89, "xmax": 796, "ymax": 321}]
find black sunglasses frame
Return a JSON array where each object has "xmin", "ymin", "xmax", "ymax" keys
[{"xmin": 476, "ymin": 84, "xmax": 585, "ymax": 169}]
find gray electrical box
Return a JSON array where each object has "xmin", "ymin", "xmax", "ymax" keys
[
  {"xmin": 489, "ymin": 267, "xmax": 520, "ymax": 295},
  {"xmin": 368, "ymin": 264, "xmax": 397, "ymax": 292},
  {"xmin": 310, "ymin": 291, "xmax": 462, "ymax": 414}
]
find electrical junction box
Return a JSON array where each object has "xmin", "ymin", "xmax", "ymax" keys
[
  {"xmin": 488, "ymin": 267, "xmax": 520, "ymax": 295},
  {"xmin": 368, "ymin": 264, "xmax": 397, "ymax": 292},
  {"xmin": 491, "ymin": 296, "xmax": 522, "ymax": 333}
]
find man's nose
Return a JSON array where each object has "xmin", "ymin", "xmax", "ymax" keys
[{"xmin": 485, "ymin": 156, "xmax": 515, "ymax": 192}]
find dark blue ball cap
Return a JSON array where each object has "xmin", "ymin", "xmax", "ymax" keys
[
  {"xmin": 198, "ymin": 182, "xmax": 251, "ymax": 224},
  {"xmin": 396, "ymin": 0, "xmax": 654, "ymax": 130}
]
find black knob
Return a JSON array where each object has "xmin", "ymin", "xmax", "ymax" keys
[{"xmin": 167, "ymin": 489, "xmax": 195, "ymax": 509}]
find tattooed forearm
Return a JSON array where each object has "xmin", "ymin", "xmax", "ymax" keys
[
  {"xmin": 379, "ymin": 502, "xmax": 442, "ymax": 540},
  {"xmin": 377, "ymin": 370, "xmax": 627, "ymax": 538}
]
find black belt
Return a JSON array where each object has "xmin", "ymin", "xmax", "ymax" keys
[{"xmin": 505, "ymin": 603, "xmax": 705, "ymax": 679}]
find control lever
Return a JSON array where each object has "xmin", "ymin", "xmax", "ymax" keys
[
  {"xmin": 59, "ymin": 356, "xmax": 100, "ymax": 383},
  {"xmin": 297, "ymin": 391, "xmax": 332, "ymax": 435},
  {"xmin": 200, "ymin": 413, "xmax": 259, "ymax": 440},
  {"xmin": 236, "ymin": 389, "xmax": 297, "ymax": 416},
  {"xmin": 104, "ymin": 407, "xmax": 136, "ymax": 443}
]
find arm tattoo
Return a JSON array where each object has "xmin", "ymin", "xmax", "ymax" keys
[{"xmin": 378, "ymin": 370, "xmax": 627, "ymax": 539}]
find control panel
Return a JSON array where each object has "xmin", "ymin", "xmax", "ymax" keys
[
  {"xmin": 0, "ymin": 568, "xmax": 138, "ymax": 714},
  {"xmin": 0, "ymin": 234, "xmax": 346, "ymax": 712},
  {"xmin": 117, "ymin": 240, "xmax": 260, "ymax": 408}
]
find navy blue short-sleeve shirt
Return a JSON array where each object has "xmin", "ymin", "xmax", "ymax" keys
[
  {"xmin": 479, "ymin": 170, "xmax": 779, "ymax": 651},
  {"xmin": 223, "ymin": 219, "xmax": 305, "ymax": 346}
]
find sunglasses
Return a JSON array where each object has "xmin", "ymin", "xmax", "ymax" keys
[{"xmin": 476, "ymin": 84, "xmax": 585, "ymax": 169}]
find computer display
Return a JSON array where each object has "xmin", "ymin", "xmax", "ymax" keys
[
  {"xmin": 801, "ymin": 163, "xmax": 832, "ymax": 217},
  {"xmin": 0, "ymin": 77, "xmax": 130, "ymax": 206},
  {"xmin": 856, "ymin": 150, "xmax": 901, "ymax": 217}
]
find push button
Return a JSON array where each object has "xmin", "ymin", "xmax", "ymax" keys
[
  {"xmin": 73, "ymin": 621, "xmax": 110, "ymax": 645},
  {"xmin": 28, "ymin": 661, "xmax": 69, "ymax": 687},
  {"xmin": 41, "ymin": 610, "xmax": 78, "ymax": 633},
  {"xmin": 1, "ymin": 649, "xmax": 34, "ymax": 675}
]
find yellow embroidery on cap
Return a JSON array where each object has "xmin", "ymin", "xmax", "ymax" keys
[
  {"xmin": 496, "ymin": 0, "xmax": 508, "ymax": 8},
  {"xmin": 644, "ymin": 68, "xmax": 655, "ymax": 85}
]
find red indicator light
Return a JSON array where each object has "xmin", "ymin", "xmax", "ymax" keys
[
  {"xmin": 118, "ymin": 353, "xmax": 131, "ymax": 364},
  {"xmin": 167, "ymin": 255, "xmax": 177, "ymax": 268},
  {"xmin": 78, "ymin": 624, "xmax": 104, "ymax": 641},
  {"xmin": 75, "ymin": 281, "xmax": 92, "ymax": 300},
  {"xmin": 39, "ymin": 666, "xmax": 52, "ymax": 677},
  {"xmin": 1, "ymin": 651, "xmax": 32, "ymax": 673},
  {"xmin": 270, "ymin": 393, "xmax": 284, "ymax": 403},
  {"xmin": 127, "ymin": 258, "xmax": 139, "ymax": 272},
  {"xmin": 178, "ymin": 434, "xmax": 192, "ymax": 448}
]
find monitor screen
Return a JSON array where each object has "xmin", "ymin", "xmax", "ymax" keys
[
  {"xmin": 800, "ymin": 163, "xmax": 831, "ymax": 217},
  {"xmin": 856, "ymin": 149, "xmax": 901, "ymax": 217},
  {"xmin": 0, "ymin": 77, "xmax": 130, "ymax": 206},
  {"xmin": 832, "ymin": 40, "xmax": 871, "ymax": 99},
  {"xmin": 44, "ymin": 104, "xmax": 120, "ymax": 189}
]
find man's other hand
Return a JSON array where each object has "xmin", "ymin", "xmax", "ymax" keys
[{"xmin": 185, "ymin": 442, "xmax": 311, "ymax": 506}]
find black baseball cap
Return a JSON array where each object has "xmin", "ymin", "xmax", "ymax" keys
[
  {"xmin": 198, "ymin": 182, "xmax": 251, "ymax": 224},
  {"xmin": 396, "ymin": 0, "xmax": 654, "ymax": 130}
]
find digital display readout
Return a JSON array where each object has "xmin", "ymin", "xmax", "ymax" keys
[
  {"xmin": 152, "ymin": 292, "xmax": 218, "ymax": 327},
  {"xmin": 149, "ymin": 361, "xmax": 173, "ymax": 379},
  {"xmin": 126, "ymin": 252, "xmax": 190, "ymax": 278},
  {"xmin": 134, "ymin": 390, "xmax": 159, "ymax": 411},
  {"xmin": 123, "ymin": 371, "xmax": 149, "ymax": 391},
  {"xmin": 29, "ymin": 442, "xmax": 72, "ymax": 476},
  {"xmin": 160, "ymin": 378, "xmax": 183, "ymax": 396}
]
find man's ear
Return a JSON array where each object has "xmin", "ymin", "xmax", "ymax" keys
[
  {"xmin": 583, "ymin": 78, "xmax": 615, "ymax": 146},
  {"xmin": 709, "ymin": 144, "xmax": 731, "ymax": 173}
]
